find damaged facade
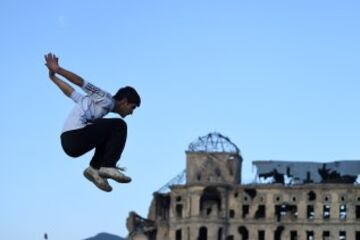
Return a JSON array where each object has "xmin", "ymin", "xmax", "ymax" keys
[{"xmin": 127, "ymin": 133, "xmax": 360, "ymax": 240}]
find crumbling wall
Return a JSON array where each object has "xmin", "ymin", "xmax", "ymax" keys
[
  {"xmin": 186, "ymin": 152, "xmax": 242, "ymax": 185},
  {"xmin": 128, "ymin": 184, "xmax": 360, "ymax": 240},
  {"xmin": 126, "ymin": 212, "xmax": 157, "ymax": 240},
  {"xmin": 223, "ymin": 185, "xmax": 360, "ymax": 240}
]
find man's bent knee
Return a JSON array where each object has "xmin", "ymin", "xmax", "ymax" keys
[
  {"xmin": 61, "ymin": 133, "xmax": 83, "ymax": 158},
  {"xmin": 63, "ymin": 146, "xmax": 83, "ymax": 158}
]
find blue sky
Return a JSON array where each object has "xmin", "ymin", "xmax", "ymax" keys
[{"xmin": 1, "ymin": 0, "xmax": 360, "ymax": 239}]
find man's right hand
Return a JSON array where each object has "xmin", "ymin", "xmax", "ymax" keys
[
  {"xmin": 44, "ymin": 53, "xmax": 85, "ymax": 88},
  {"xmin": 44, "ymin": 53, "xmax": 60, "ymax": 73}
]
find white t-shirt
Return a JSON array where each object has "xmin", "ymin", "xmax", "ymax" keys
[{"xmin": 62, "ymin": 81, "xmax": 115, "ymax": 133}]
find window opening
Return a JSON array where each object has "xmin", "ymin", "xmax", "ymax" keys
[
  {"xmin": 229, "ymin": 209, "xmax": 235, "ymax": 218},
  {"xmin": 218, "ymin": 228, "xmax": 223, "ymax": 240},
  {"xmin": 255, "ymin": 205, "xmax": 266, "ymax": 219},
  {"xmin": 199, "ymin": 227, "xmax": 207, "ymax": 240},
  {"xmin": 306, "ymin": 231, "xmax": 314, "ymax": 240},
  {"xmin": 242, "ymin": 205, "xmax": 249, "ymax": 218},
  {"xmin": 274, "ymin": 226, "xmax": 284, "ymax": 240},
  {"xmin": 258, "ymin": 230, "xmax": 265, "ymax": 240},
  {"xmin": 176, "ymin": 229, "xmax": 182, "ymax": 240},
  {"xmin": 322, "ymin": 231, "xmax": 330, "ymax": 240},
  {"xmin": 339, "ymin": 231, "xmax": 346, "ymax": 240},
  {"xmin": 176, "ymin": 204, "xmax": 183, "ymax": 218},
  {"xmin": 339, "ymin": 204, "xmax": 347, "ymax": 220},
  {"xmin": 356, "ymin": 231, "xmax": 360, "ymax": 240},
  {"xmin": 290, "ymin": 231, "xmax": 298, "ymax": 240},
  {"xmin": 323, "ymin": 205, "xmax": 330, "ymax": 219},
  {"xmin": 238, "ymin": 226, "xmax": 249, "ymax": 240},
  {"xmin": 308, "ymin": 191, "xmax": 316, "ymax": 201},
  {"xmin": 307, "ymin": 205, "xmax": 315, "ymax": 219}
]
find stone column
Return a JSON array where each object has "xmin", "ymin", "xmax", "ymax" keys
[
  {"xmin": 297, "ymin": 200, "xmax": 307, "ymax": 220},
  {"xmin": 248, "ymin": 226, "xmax": 257, "ymax": 240},
  {"xmin": 347, "ymin": 227, "xmax": 356, "ymax": 240},
  {"xmin": 264, "ymin": 227, "xmax": 272, "ymax": 240},
  {"xmin": 315, "ymin": 201, "xmax": 323, "ymax": 220},
  {"xmin": 296, "ymin": 226, "xmax": 305, "ymax": 240},
  {"xmin": 189, "ymin": 225, "xmax": 199, "ymax": 240},
  {"xmin": 331, "ymin": 193, "xmax": 340, "ymax": 221},
  {"xmin": 169, "ymin": 195, "xmax": 175, "ymax": 219},
  {"xmin": 314, "ymin": 229, "xmax": 323, "ymax": 240},
  {"xmin": 215, "ymin": 187, "xmax": 228, "ymax": 219},
  {"xmin": 189, "ymin": 187, "xmax": 203, "ymax": 217},
  {"xmin": 169, "ymin": 228, "xmax": 175, "ymax": 240},
  {"xmin": 185, "ymin": 226, "xmax": 191, "ymax": 240},
  {"xmin": 347, "ymin": 203, "xmax": 355, "ymax": 220},
  {"xmin": 249, "ymin": 203, "xmax": 257, "ymax": 220},
  {"xmin": 281, "ymin": 229, "xmax": 289, "ymax": 240},
  {"xmin": 184, "ymin": 194, "xmax": 191, "ymax": 218},
  {"xmin": 206, "ymin": 224, "xmax": 216, "ymax": 240},
  {"xmin": 266, "ymin": 193, "xmax": 275, "ymax": 220}
]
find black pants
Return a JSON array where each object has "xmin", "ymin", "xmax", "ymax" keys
[{"xmin": 60, "ymin": 118, "xmax": 127, "ymax": 169}]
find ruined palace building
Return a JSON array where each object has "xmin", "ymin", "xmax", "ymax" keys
[{"xmin": 127, "ymin": 133, "xmax": 360, "ymax": 240}]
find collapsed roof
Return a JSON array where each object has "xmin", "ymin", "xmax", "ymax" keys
[{"xmin": 253, "ymin": 160, "xmax": 360, "ymax": 184}]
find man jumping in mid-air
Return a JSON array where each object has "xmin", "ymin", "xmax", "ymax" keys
[{"xmin": 45, "ymin": 53, "xmax": 141, "ymax": 192}]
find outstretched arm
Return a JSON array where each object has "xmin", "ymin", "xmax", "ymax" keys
[
  {"xmin": 44, "ymin": 53, "xmax": 84, "ymax": 87},
  {"xmin": 48, "ymin": 71, "xmax": 74, "ymax": 97},
  {"xmin": 45, "ymin": 54, "xmax": 74, "ymax": 97}
]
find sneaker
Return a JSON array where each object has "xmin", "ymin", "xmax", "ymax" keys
[
  {"xmin": 83, "ymin": 166, "xmax": 112, "ymax": 192},
  {"xmin": 99, "ymin": 166, "xmax": 132, "ymax": 183}
]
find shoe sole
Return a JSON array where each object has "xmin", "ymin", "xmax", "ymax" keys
[
  {"xmin": 84, "ymin": 171, "xmax": 112, "ymax": 192},
  {"xmin": 99, "ymin": 172, "xmax": 132, "ymax": 183}
]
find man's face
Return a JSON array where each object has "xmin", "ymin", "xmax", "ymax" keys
[{"xmin": 117, "ymin": 99, "xmax": 137, "ymax": 117}]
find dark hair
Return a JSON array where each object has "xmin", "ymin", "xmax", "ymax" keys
[{"xmin": 113, "ymin": 86, "xmax": 141, "ymax": 107}]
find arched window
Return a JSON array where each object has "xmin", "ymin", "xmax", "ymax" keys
[
  {"xmin": 198, "ymin": 226, "xmax": 208, "ymax": 240},
  {"xmin": 238, "ymin": 226, "xmax": 248, "ymax": 240},
  {"xmin": 176, "ymin": 229, "xmax": 182, "ymax": 240},
  {"xmin": 218, "ymin": 227, "xmax": 223, "ymax": 240},
  {"xmin": 200, "ymin": 187, "xmax": 222, "ymax": 216}
]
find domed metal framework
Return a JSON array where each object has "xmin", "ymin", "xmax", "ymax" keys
[
  {"xmin": 157, "ymin": 169, "xmax": 186, "ymax": 193},
  {"xmin": 188, "ymin": 132, "xmax": 240, "ymax": 154}
]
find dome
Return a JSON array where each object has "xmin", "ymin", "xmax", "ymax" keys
[{"xmin": 188, "ymin": 132, "xmax": 240, "ymax": 154}]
